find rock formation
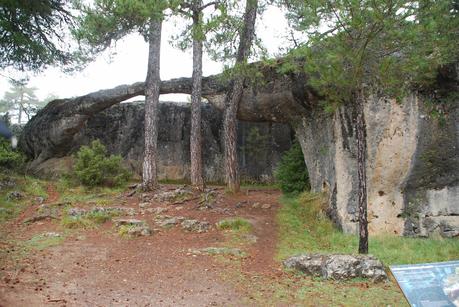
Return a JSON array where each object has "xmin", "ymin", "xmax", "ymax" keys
[
  {"xmin": 27, "ymin": 101, "xmax": 292, "ymax": 183},
  {"xmin": 19, "ymin": 62, "xmax": 458, "ymax": 238}
]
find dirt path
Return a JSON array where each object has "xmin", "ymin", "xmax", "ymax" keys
[{"xmin": 0, "ymin": 186, "xmax": 282, "ymax": 306}]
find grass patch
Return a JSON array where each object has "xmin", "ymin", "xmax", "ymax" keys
[
  {"xmin": 217, "ymin": 218, "xmax": 252, "ymax": 232},
  {"xmin": 0, "ymin": 175, "xmax": 49, "ymax": 223},
  {"xmin": 277, "ymin": 192, "xmax": 459, "ymax": 265},
  {"xmin": 56, "ymin": 177, "xmax": 126, "ymax": 205},
  {"xmin": 215, "ymin": 253, "xmax": 406, "ymax": 306},
  {"xmin": 24, "ymin": 233, "xmax": 64, "ymax": 251},
  {"xmin": 60, "ymin": 209, "xmax": 116, "ymax": 229},
  {"xmin": 61, "ymin": 215, "xmax": 95, "ymax": 229}
]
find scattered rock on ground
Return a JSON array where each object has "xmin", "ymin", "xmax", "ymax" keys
[
  {"xmin": 189, "ymin": 247, "xmax": 245, "ymax": 257},
  {"xmin": 235, "ymin": 201, "xmax": 247, "ymax": 208},
  {"xmin": 153, "ymin": 187, "xmax": 194, "ymax": 204},
  {"xmin": 125, "ymin": 225, "xmax": 152, "ymax": 236},
  {"xmin": 23, "ymin": 214, "xmax": 58, "ymax": 224},
  {"xmin": 143, "ymin": 207, "xmax": 168, "ymax": 215},
  {"xmin": 261, "ymin": 204, "xmax": 272, "ymax": 209},
  {"xmin": 114, "ymin": 218, "xmax": 152, "ymax": 236},
  {"xmin": 6, "ymin": 191, "xmax": 23, "ymax": 201},
  {"xmin": 0, "ymin": 177, "xmax": 15, "ymax": 190},
  {"xmin": 252, "ymin": 202, "xmax": 260, "ymax": 209},
  {"xmin": 42, "ymin": 232, "xmax": 61, "ymax": 237},
  {"xmin": 157, "ymin": 216, "xmax": 184, "ymax": 228},
  {"xmin": 283, "ymin": 254, "xmax": 387, "ymax": 282},
  {"xmin": 68, "ymin": 208, "xmax": 87, "ymax": 216},
  {"xmin": 139, "ymin": 202, "xmax": 152, "ymax": 209},
  {"xmin": 35, "ymin": 197, "xmax": 45, "ymax": 204},
  {"xmin": 113, "ymin": 218, "xmax": 145, "ymax": 227},
  {"xmin": 181, "ymin": 219, "xmax": 211, "ymax": 233}
]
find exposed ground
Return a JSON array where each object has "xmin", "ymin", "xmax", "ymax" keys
[{"xmin": 1, "ymin": 179, "xmax": 453, "ymax": 306}]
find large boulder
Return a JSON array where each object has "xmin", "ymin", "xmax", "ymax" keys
[{"xmin": 283, "ymin": 254, "xmax": 387, "ymax": 282}]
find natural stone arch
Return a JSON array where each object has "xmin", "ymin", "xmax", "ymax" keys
[{"xmin": 19, "ymin": 63, "xmax": 459, "ymax": 238}]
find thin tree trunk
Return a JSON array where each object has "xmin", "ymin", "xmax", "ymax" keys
[
  {"xmin": 224, "ymin": 0, "xmax": 258, "ymax": 193},
  {"xmin": 356, "ymin": 88, "xmax": 368, "ymax": 254},
  {"xmin": 190, "ymin": 3, "xmax": 205, "ymax": 191},
  {"xmin": 18, "ymin": 103, "xmax": 23, "ymax": 124},
  {"xmin": 143, "ymin": 18, "xmax": 162, "ymax": 191}
]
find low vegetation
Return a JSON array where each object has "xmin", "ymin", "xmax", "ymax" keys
[
  {"xmin": 0, "ymin": 175, "xmax": 48, "ymax": 223},
  {"xmin": 277, "ymin": 192, "xmax": 459, "ymax": 265},
  {"xmin": 275, "ymin": 141, "xmax": 310, "ymax": 194},
  {"xmin": 217, "ymin": 218, "xmax": 252, "ymax": 232},
  {"xmin": 0, "ymin": 138, "xmax": 25, "ymax": 171},
  {"xmin": 60, "ymin": 209, "xmax": 118, "ymax": 229},
  {"xmin": 74, "ymin": 140, "xmax": 131, "ymax": 187}
]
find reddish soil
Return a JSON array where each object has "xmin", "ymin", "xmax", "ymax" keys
[{"xmin": 0, "ymin": 186, "xmax": 283, "ymax": 306}]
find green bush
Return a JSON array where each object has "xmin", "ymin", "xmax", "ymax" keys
[
  {"xmin": 0, "ymin": 138, "xmax": 25, "ymax": 170},
  {"xmin": 74, "ymin": 140, "xmax": 130, "ymax": 187},
  {"xmin": 275, "ymin": 141, "xmax": 310, "ymax": 194}
]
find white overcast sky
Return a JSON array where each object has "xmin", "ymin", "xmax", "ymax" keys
[{"xmin": 0, "ymin": 7, "xmax": 293, "ymax": 102}]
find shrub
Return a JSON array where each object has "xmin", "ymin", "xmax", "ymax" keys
[
  {"xmin": 74, "ymin": 140, "xmax": 130, "ymax": 187},
  {"xmin": 0, "ymin": 138, "xmax": 25, "ymax": 170},
  {"xmin": 275, "ymin": 141, "xmax": 310, "ymax": 194}
]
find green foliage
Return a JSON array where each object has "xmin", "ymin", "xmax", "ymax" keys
[
  {"xmin": 73, "ymin": 0, "xmax": 171, "ymax": 58},
  {"xmin": 74, "ymin": 140, "xmax": 130, "ymax": 187},
  {"xmin": 217, "ymin": 217, "xmax": 252, "ymax": 232},
  {"xmin": 281, "ymin": 0, "xmax": 459, "ymax": 108},
  {"xmin": 0, "ymin": 0, "xmax": 76, "ymax": 72},
  {"xmin": 0, "ymin": 138, "xmax": 25, "ymax": 170},
  {"xmin": 277, "ymin": 192, "xmax": 459, "ymax": 265},
  {"xmin": 275, "ymin": 142, "xmax": 310, "ymax": 194}
]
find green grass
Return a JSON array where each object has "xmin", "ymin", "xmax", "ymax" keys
[
  {"xmin": 215, "ymin": 254, "xmax": 406, "ymax": 306},
  {"xmin": 0, "ymin": 175, "xmax": 49, "ymax": 223},
  {"xmin": 55, "ymin": 177, "xmax": 126, "ymax": 205},
  {"xmin": 277, "ymin": 192, "xmax": 459, "ymax": 265},
  {"xmin": 217, "ymin": 217, "xmax": 252, "ymax": 232},
  {"xmin": 61, "ymin": 215, "xmax": 95, "ymax": 229},
  {"xmin": 60, "ymin": 209, "xmax": 116, "ymax": 229},
  {"xmin": 24, "ymin": 233, "xmax": 64, "ymax": 251}
]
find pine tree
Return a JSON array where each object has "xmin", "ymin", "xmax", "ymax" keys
[
  {"xmin": 280, "ymin": 0, "xmax": 459, "ymax": 253},
  {"xmin": 73, "ymin": 0, "xmax": 174, "ymax": 191}
]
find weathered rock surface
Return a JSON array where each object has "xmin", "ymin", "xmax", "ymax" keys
[
  {"xmin": 113, "ymin": 218, "xmax": 152, "ymax": 236},
  {"xmin": 181, "ymin": 219, "xmax": 211, "ymax": 233},
  {"xmin": 19, "ymin": 61, "xmax": 458, "ymax": 238},
  {"xmin": 153, "ymin": 187, "xmax": 194, "ymax": 204},
  {"xmin": 22, "ymin": 102, "xmax": 293, "ymax": 183},
  {"xmin": 113, "ymin": 218, "xmax": 144, "ymax": 227},
  {"xmin": 69, "ymin": 207, "xmax": 136, "ymax": 217},
  {"xmin": 6, "ymin": 191, "xmax": 23, "ymax": 201},
  {"xmin": 156, "ymin": 216, "xmax": 185, "ymax": 228},
  {"xmin": 283, "ymin": 254, "xmax": 387, "ymax": 282},
  {"xmin": 189, "ymin": 247, "xmax": 245, "ymax": 257}
]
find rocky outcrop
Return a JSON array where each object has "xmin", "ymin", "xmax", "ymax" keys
[
  {"xmin": 49, "ymin": 102, "xmax": 291, "ymax": 182},
  {"xmin": 296, "ymin": 95, "xmax": 458, "ymax": 238},
  {"xmin": 19, "ymin": 61, "xmax": 458, "ymax": 238},
  {"xmin": 283, "ymin": 254, "xmax": 387, "ymax": 282}
]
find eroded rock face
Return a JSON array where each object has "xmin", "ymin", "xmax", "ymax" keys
[
  {"xmin": 31, "ymin": 102, "xmax": 293, "ymax": 183},
  {"xmin": 19, "ymin": 62, "xmax": 458, "ymax": 238},
  {"xmin": 283, "ymin": 254, "xmax": 387, "ymax": 282},
  {"xmin": 295, "ymin": 95, "xmax": 459, "ymax": 238}
]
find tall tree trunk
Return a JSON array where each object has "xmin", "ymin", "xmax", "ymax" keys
[
  {"xmin": 356, "ymin": 88, "xmax": 369, "ymax": 254},
  {"xmin": 190, "ymin": 3, "xmax": 205, "ymax": 191},
  {"xmin": 143, "ymin": 18, "xmax": 162, "ymax": 191},
  {"xmin": 18, "ymin": 103, "xmax": 23, "ymax": 124},
  {"xmin": 223, "ymin": 0, "xmax": 258, "ymax": 193}
]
